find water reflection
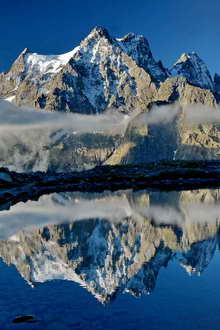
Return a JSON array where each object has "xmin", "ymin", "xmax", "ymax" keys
[{"xmin": 0, "ymin": 189, "xmax": 220, "ymax": 303}]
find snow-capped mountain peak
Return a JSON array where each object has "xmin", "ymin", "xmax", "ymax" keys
[
  {"xmin": 24, "ymin": 46, "xmax": 80, "ymax": 76},
  {"xmin": 21, "ymin": 47, "xmax": 31, "ymax": 56},
  {"xmin": 170, "ymin": 52, "xmax": 214, "ymax": 90},
  {"xmin": 1, "ymin": 26, "xmax": 218, "ymax": 113},
  {"xmin": 117, "ymin": 32, "xmax": 168, "ymax": 82},
  {"xmin": 85, "ymin": 25, "xmax": 111, "ymax": 41},
  {"xmin": 175, "ymin": 52, "xmax": 198, "ymax": 64}
]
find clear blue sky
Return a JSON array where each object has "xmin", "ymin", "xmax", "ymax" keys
[{"xmin": 1, "ymin": 0, "xmax": 220, "ymax": 75}]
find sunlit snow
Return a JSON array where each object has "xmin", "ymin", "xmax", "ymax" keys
[{"xmin": 25, "ymin": 46, "xmax": 80, "ymax": 75}]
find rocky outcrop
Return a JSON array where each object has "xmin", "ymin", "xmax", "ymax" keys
[
  {"xmin": 156, "ymin": 77, "xmax": 217, "ymax": 106},
  {"xmin": 0, "ymin": 48, "xmax": 29, "ymax": 98},
  {"xmin": 2, "ymin": 161, "xmax": 220, "ymax": 208}
]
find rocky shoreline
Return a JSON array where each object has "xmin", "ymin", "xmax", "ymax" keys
[{"xmin": 1, "ymin": 161, "xmax": 220, "ymax": 208}]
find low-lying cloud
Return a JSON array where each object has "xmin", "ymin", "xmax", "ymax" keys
[
  {"xmin": 2, "ymin": 100, "xmax": 220, "ymax": 136},
  {"xmin": 0, "ymin": 100, "xmax": 130, "ymax": 133},
  {"xmin": 1, "ymin": 100, "xmax": 220, "ymax": 172}
]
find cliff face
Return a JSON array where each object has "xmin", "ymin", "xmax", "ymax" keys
[
  {"xmin": 157, "ymin": 77, "xmax": 217, "ymax": 106},
  {"xmin": 0, "ymin": 189, "xmax": 220, "ymax": 303},
  {"xmin": 2, "ymin": 109, "xmax": 220, "ymax": 172}
]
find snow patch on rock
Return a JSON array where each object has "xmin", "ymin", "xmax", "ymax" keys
[{"xmin": 24, "ymin": 47, "xmax": 80, "ymax": 76}]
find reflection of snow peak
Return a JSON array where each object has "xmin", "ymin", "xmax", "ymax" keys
[
  {"xmin": 179, "ymin": 237, "xmax": 218, "ymax": 276},
  {"xmin": 0, "ymin": 189, "xmax": 220, "ymax": 303},
  {"xmin": 31, "ymin": 247, "xmax": 83, "ymax": 284}
]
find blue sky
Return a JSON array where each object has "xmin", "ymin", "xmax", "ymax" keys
[{"xmin": 1, "ymin": 0, "xmax": 220, "ymax": 75}]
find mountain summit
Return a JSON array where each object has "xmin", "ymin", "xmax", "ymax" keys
[
  {"xmin": 116, "ymin": 32, "xmax": 168, "ymax": 82},
  {"xmin": 170, "ymin": 52, "xmax": 214, "ymax": 90},
  {"xmin": 0, "ymin": 27, "xmax": 219, "ymax": 113}
]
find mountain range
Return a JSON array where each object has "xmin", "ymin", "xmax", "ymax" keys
[
  {"xmin": 0, "ymin": 26, "xmax": 219, "ymax": 112},
  {"xmin": 1, "ymin": 27, "xmax": 220, "ymax": 172}
]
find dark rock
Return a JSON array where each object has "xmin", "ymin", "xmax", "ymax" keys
[
  {"xmin": 214, "ymin": 73, "xmax": 220, "ymax": 92},
  {"xmin": 12, "ymin": 315, "xmax": 38, "ymax": 323}
]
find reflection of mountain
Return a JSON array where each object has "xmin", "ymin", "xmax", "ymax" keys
[
  {"xmin": 179, "ymin": 237, "xmax": 218, "ymax": 276},
  {"xmin": 0, "ymin": 189, "xmax": 220, "ymax": 303}
]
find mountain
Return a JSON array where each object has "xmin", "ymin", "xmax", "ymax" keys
[
  {"xmin": 0, "ymin": 26, "xmax": 161, "ymax": 113},
  {"xmin": 1, "ymin": 27, "xmax": 220, "ymax": 172},
  {"xmin": 0, "ymin": 26, "xmax": 219, "ymax": 113},
  {"xmin": 169, "ymin": 52, "xmax": 214, "ymax": 90},
  {"xmin": 1, "ymin": 99, "xmax": 220, "ymax": 172},
  {"xmin": 116, "ymin": 31, "xmax": 168, "ymax": 82}
]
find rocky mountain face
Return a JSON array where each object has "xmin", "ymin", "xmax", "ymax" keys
[
  {"xmin": 1, "ymin": 26, "xmax": 219, "ymax": 112},
  {"xmin": 0, "ymin": 189, "xmax": 220, "ymax": 303},
  {"xmin": 2, "ymin": 103, "xmax": 220, "ymax": 172},
  {"xmin": 0, "ymin": 27, "xmax": 162, "ymax": 113},
  {"xmin": 169, "ymin": 52, "xmax": 214, "ymax": 90},
  {"xmin": 1, "ymin": 26, "xmax": 220, "ymax": 171}
]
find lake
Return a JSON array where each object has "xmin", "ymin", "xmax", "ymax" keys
[{"xmin": 0, "ymin": 189, "xmax": 220, "ymax": 329}]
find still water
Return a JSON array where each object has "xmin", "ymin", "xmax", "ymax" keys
[{"xmin": 0, "ymin": 189, "xmax": 220, "ymax": 329}]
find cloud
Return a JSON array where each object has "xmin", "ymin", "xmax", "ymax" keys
[
  {"xmin": 1, "ymin": 100, "xmax": 220, "ymax": 172},
  {"xmin": 0, "ymin": 100, "xmax": 130, "ymax": 133}
]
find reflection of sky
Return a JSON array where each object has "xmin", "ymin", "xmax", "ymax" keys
[{"xmin": 1, "ymin": 253, "xmax": 220, "ymax": 330}]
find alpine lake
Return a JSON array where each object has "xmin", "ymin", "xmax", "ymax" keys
[{"xmin": 0, "ymin": 183, "xmax": 220, "ymax": 329}]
